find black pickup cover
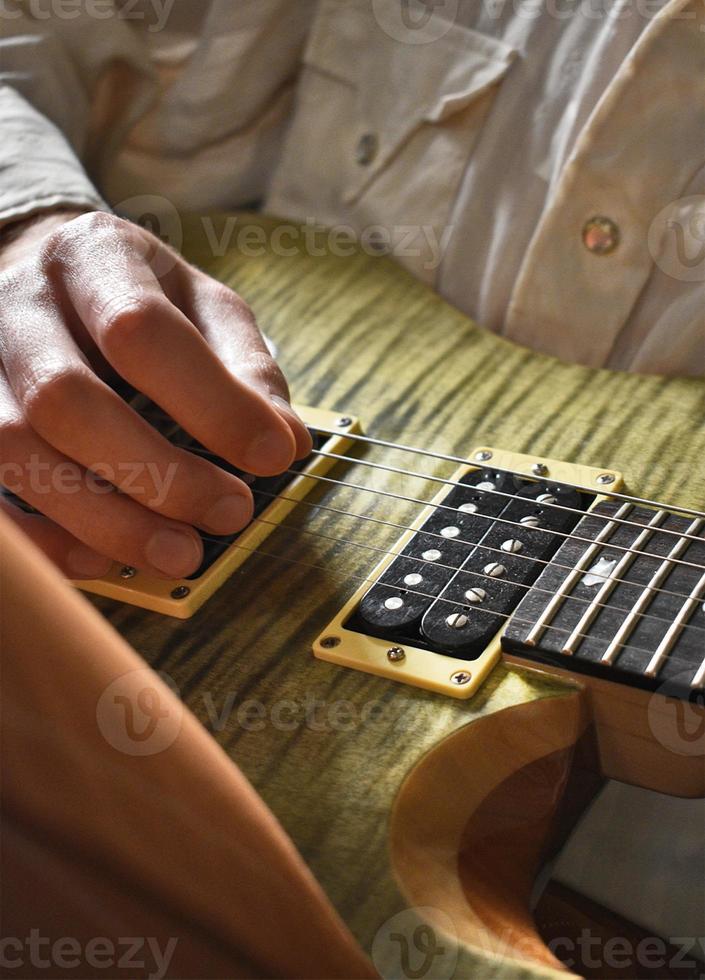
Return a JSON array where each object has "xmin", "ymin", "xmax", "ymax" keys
[{"xmin": 348, "ymin": 468, "xmax": 591, "ymax": 659}]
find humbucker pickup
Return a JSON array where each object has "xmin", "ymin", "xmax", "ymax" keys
[{"xmin": 315, "ymin": 448, "xmax": 623, "ymax": 699}]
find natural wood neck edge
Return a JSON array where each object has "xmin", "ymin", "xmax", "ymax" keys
[{"xmin": 389, "ymin": 691, "xmax": 595, "ymax": 977}]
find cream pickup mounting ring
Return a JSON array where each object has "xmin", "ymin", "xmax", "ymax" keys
[{"xmin": 314, "ymin": 448, "xmax": 623, "ymax": 699}]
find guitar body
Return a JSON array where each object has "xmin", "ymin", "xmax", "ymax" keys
[{"xmin": 94, "ymin": 215, "xmax": 705, "ymax": 979}]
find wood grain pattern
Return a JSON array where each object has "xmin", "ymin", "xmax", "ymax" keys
[{"xmin": 95, "ymin": 214, "xmax": 705, "ymax": 978}]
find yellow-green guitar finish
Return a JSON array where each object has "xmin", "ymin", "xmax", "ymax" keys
[{"xmin": 95, "ymin": 215, "xmax": 705, "ymax": 979}]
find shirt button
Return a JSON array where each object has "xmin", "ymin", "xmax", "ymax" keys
[
  {"xmin": 355, "ymin": 132, "xmax": 379, "ymax": 166},
  {"xmin": 582, "ymin": 216, "xmax": 620, "ymax": 255}
]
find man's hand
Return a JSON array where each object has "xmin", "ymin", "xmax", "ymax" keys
[{"xmin": 0, "ymin": 209, "xmax": 312, "ymax": 579}]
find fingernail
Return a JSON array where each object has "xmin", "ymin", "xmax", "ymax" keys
[
  {"xmin": 270, "ymin": 396, "xmax": 313, "ymax": 456},
  {"xmin": 202, "ymin": 494, "xmax": 253, "ymax": 534},
  {"xmin": 270, "ymin": 395, "xmax": 305, "ymax": 426},
  {"xmin": 146, "ymin": 528, "xmax": 202, "ymax": 578},
  {"xmin": 243, "ymin": 426, "xmax": 294, "ymax": 474},
  {"xmin": 68, "ymin": 546, "xmax": 113, "ymax": 579}
]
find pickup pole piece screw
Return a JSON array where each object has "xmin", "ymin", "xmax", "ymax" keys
[
  {"xmin": 446, "ymin": 613, "xmax": 469, "ymax": 629},
  {"xmin": 464, "ymin": 588, "xmax": 486, "ymax": 604},
  {"xmin": 501, "ymin": 539, "xmax": 524, "ymax": 554},
  {"xmin": 451, "ymin": 671, "xmax": 473, "ymax": 686},
  {"xmin": 484, "ymin": 562, "xmax": 507, "ymax": 578},
  {"xmin": 387, "ymin": 646, "xmax": 406, "ymax": 663}
]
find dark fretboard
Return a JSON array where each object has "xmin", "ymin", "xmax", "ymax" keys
[{"xmin": 502, "ymin": 501, "xmax": 705, "ymax": 699}]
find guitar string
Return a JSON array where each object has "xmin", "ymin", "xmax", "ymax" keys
[
  {"xmin": 309, "ymin": 447, "xmax": 705, "ymax": 549},
  {"xmin": 213, "ymin": 519, "xmax": 705, "ymax": 678},
  {"xmin": 278, "ymin": 469, "xmax": 705, "ymax": 599},
  {"xmin": 178, "ymin": 433, "xmax": 704, "ymax": 557},
  {"xmin": 236, "ymin": 488, "xmax": 705, "ymax": 635},
  {"xmin": 291, "ymin": 462, "xmax": 705, "ymax": 577},
  {"xmin": 138, "ymin": 402, "xmax": 703, "ymax": 545},
  {"xmin": 217, "ymin": 510, "xmax": 705, "ymax": 648},
  {"xmin": 178, "ymin": 438, "xmax": 705, "ymax": 581},
  {"xmin": 139, "ymin": 409, "xmax": 705, "ymax": 595},
  {"xmin": 313, "ymin": 425, "xmax": 705, "ymax": 522}
]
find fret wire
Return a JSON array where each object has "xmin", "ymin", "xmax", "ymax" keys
[
  {"xmin": 137, "ymin": 410, "xmax": 705, "ymax": 670},
  {"xmin": 247, "ymin": 489, "xmax": 705, "ymax": 626},
  {"xmin": 309, "ymin": 448, "xmax": 705, "ymax": 549},
  {"xmin": 311, "ymin": 426, "xmax": 705, "ymax": 522},
  {"xmin": 217, "ymin": 517, "xmax": 705, "ymax": 676},
  {"xmin": 561, "ymin": 511, "xmax": 667, "ymax": 656},
  {"xmin": 689, "ymin": 629, "xmax": 705, "ymax": 688},
  {"xmin": 601, "ymin": 517, "xmax": 705, "ymax": 665},
  {"xmin": 645, "ymin": 571, "xmax": 705, "ymax": 682},
  {"xmin": 524, "ymin": 503, "xmax": 635, "ymax": 647},
  {"xmin": 283, "ymin": 469, "xmax": 705, "ymax": 584}
]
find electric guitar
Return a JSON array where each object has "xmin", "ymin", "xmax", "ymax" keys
[{"xmin": 84, "ymin": 214, "xmax": 705, "ymax": 980}]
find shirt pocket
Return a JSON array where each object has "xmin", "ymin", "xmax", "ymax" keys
[{"xmin": 267, "ymin": 0, "xmax": 516, "ymax": 282}]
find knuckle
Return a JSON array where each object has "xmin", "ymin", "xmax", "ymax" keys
[
  {"xmin": 24, "ymin": 366, "xmax": 91, "ymax": 430},
  {"xmin": 243, "ymin": 350, "xmax": 289, "ymax": 396},
  {"xmin": 100, "ymin": 293, "xmax": 170, "ymax": 357},
  {"xmin": 40, "ymin": 212, "xmax": 121, "ymax": 266},
  {"xmin": 204, "ymin": 278, "xmax": 256, "ymax": 321}
]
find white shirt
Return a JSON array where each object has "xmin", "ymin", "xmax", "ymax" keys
[{"xmin": 0, "ymin": 0, "xmax": 703, "ymax": 376}]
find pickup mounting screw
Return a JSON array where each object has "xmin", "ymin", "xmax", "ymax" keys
[
  {"xmin": 596, "ymin": 473, "xmax": 616, "ymax": 485},
  {"xmin": 451, "ymin": 670, "xmax": 473, "ymax": 686},
  {"xmin": 532, "ymin": 463, "xmax": 549, "ymax": 477},
  {"xmin": 171, "ymin": 586, "xmax": 190, "ymax": 599},
  {"xmin": 387, "ymin": 646, "xmax": 406, "ymax": 663},
  {"xmin": 120, "ymin": 566, "xmax": 137, "ymax": 580},
  {"xmin": 320, "ymin": 635, "xmax": 341, "ymax": 649},
  {"xmin": 336, "ymin": 416, "xmax": 353, "ymax": 428},
  {"xmin": 475, "ymin": 450, "xmax": 493, "ymax": 462}
]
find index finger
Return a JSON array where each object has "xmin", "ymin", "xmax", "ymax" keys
[{"xmin": 55, "ymin": 216, "xmax": 297, "ymax": 476}]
